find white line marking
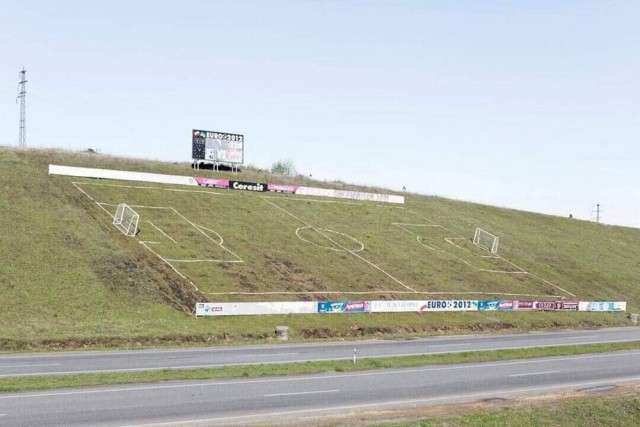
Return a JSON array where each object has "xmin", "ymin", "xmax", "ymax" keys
[
  {"xmin": 71, "ymin": 182, "xmax": 94, "ymax": 201},
  {"xmin": 124, "ymin": 376, "xmax": 640, "ymax": 427},
  {"xmin": 193, "ymin": 224, "xmax": 224, "ymax": 245},
  {"xmin": 262, "ymin": 196, "xmax": 363, "ymax": 205},
  {"xmin": 567, "ymin": 335, "xmax": 599, "ymax": 339},
  {"xmin": 295, "ymin": 226, "xmax": 364, "ymax": 252},
  {"xmin": 0, "ymin": 363, "xmax": 61, "ymax": 369},
  {"xmin": 509, "ymin": 370, "xmax": 560, "ymax": 377},
  {"xmin": 264, "ymin": 197, "xmax": 416, "ymax": 292},
  {"xmin": 264, "ymin": 389, "xmax": 339, "ymax": 397},
  {"xmin": 165, "ymin": 259, "xmax": 243, "ymax": 263},
  {"xmin": 171, "ymin": 208, "xmax": 243, "ymax": 262},
  {"xmin": 203, "ymin": 290, "xmax": 562, "ymax": 297},
  {"xmin": 3, "ymin": 350, "xmax": 640, "ymax": 395},
  {"xmin": 146, "ymin": 221, "xmax": 177, "ymax": 243},
  {"xmin": 236, "ymin": 353, "xmax": 299, "ymax": 358},
  {"xmin": 0, "ymin": 339, "xmax": 637, "ymax": 377},
  {"xmin": 72, "ymin": 182, "xmax": 229, "ymax": 196}
]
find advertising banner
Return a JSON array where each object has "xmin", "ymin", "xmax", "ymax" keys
[
  {"xmin": 578, "ymin": 302, "xmax": 627, "ymax": 312},
  {"xmin": 195, "ymin": 302, "xmax": 317, "ymax": 316},
  {"xmin": 194, "ymin": 177, "xmax": 229, "ymax": 188},
  {"xmin": 267, "ymin": 183, "xmax": 299, "ymax": 194},
  {"xmin": 49, "ymin": 165, "xmax": 198, "ymax": 186},
  {"xmin": 517, "ymin": 301, "xmax": 535, "ymax": 310},
  {"xmin": 369, "ymin": 300, "xmax": 423, "ymax": 313},
  {"xmin": 555, "ymin": 301, "xmax": 579, "ymax": 311},
  {"xmin": 229, "ymin": 180, "xmax": 267, "ymax": 192},
  {"xmin": 498, "ymin": 300, "xmax": 517, "ymax": 310},
  {"xmin": 192, "ymin": 129, "xmax": 244, "ymax": 164},
  {"xmin": 478, "ymin": 300, "xmax": 500, "ymax": 311},
  {"xmin": 418, "ymin": 300, "xmax": 478, "ymax": 312},
  {"xmin": 295, "ymin": 186, "xmax": 404, "ymax": 204},
  {"xmin": 533, "ymin": 301, "xmax": 557, "ymax": 311},
  {"xmin": 318, "ymin": 301, "xmax": 370, "ymax": 313}
]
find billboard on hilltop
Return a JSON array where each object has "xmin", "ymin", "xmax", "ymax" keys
[{"xmin": 192, "ymin": 129, "xmax": 244, "ymax": 164}]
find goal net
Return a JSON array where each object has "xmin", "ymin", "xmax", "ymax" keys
[
  {"xmin": 473, "ymin": 228, "xmax": 499, "ymax": 254},
  {"xmin": 113, "ymin": 203, "xmax": 139, "ymax": 237}
]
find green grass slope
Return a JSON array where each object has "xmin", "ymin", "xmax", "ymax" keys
[{"xmin": 1, "ymin": 147, "xmax": 638, "ymax": 349}]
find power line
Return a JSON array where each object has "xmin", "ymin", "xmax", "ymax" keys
[{"xmin": 17, "ymin": 68, "xmax": 27, "ymax": 148}]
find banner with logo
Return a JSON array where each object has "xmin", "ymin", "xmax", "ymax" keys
[
  {"xmin": 195, "ymin": 302, "xmax": 317, "ymax": 316},
  {"xmin": 418, "ymin": 300, "xmax": 478, "ymax": 312},
  {"xmin": 478, "ymin": 300, "xmax": 500, "ymax": 311},
  {"xmin": 370, "ymin": 300, "xmax": 423, "ymax": 313},
  {"xmin": 267, "ymin": 183, "xmax": 299, "ymax": 194},
  {"xmin": 533, "ymin": 301, "xmax": 557, "ymax": 311},
  {"xmin": 578, "ymin": 302, "xmax": 627, "ymax": 312},
  {"xmin": 229, "ymin": 180, "xmax": 267, "ymax": 192},
  {"xmin": 194, "ymin": 177, "xmax": 229, "ymax": 188},
  {"xmin": 318, "ymin": 301, "xmax": 370, "ymax": 313},
  {"xmin": 295, "ymin": 186, "xmax": 404, "ymax": 204},
  {"xmin": 555, "ymin": 301, "xmax": 579, "ymax": 311}
]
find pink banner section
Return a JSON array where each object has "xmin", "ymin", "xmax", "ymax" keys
[
  {"xmin": 194, "ymin": 177, "xmax": 230, "ymax": 188},
  {"xmin": 267, "ymin": 183, "xmax": 299, "ymax": 194}
]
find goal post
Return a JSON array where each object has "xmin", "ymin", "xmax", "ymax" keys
[
  {"xmin": 473, "ymin": 228, "xmax": 499, "ymax": 254},
  {"xmin": 113, "ymin": 203, "xmax": 139, "ymax": 237}
]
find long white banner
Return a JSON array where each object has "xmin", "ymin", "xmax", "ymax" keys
[
  {"xmin": 49, "ymin": 165, "xmax": 198, "ymax": 186},
  {"xmin": 295, "ymin": 186, "xmax": 404, "ymax": 204},
  {"xmin": 49, "ymin": 165, "xmax": 404, "ymax": 204},
  {"xmin": 195, "ymin": 300, "xmax": 628, "ymax": 316},
  {"xmin": 195, "ymin": 302, "xmax": 317, "ymax": 316},
  {"xmin": 578, "ymin": 301, "xmax": 627, "ymax": 312}
]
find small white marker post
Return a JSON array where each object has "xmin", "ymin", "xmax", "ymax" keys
[{"xmin": 353, "ymin": 348, "xmax": 357, "ymax": 364}]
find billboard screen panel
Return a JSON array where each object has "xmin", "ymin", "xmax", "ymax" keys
[{"xmin": 192, "ymin": 129, "xmax": 244, "ymax": 164}]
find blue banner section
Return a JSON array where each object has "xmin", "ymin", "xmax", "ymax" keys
[
  {"xmin": 478, "ymin": 300, "xmax": 500, "ymax": 311},
  {"xmin": 318, "ymin": 301, "xmax": 369, "ymax": 313}
]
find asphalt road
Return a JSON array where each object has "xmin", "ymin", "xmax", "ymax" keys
[
  {"xmin": 0, "ymin": 327, "xmax": 639, "ymax": 378},
  {"xmin": 1, "ymin": 348, "xmax": 640, "ymax": 426}
]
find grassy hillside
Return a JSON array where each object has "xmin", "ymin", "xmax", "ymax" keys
[{"xmin": 1, "ymin": 147, "xmax": 639, "ymax": 349}]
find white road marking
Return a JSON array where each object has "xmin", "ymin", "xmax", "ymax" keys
[
  {"xmin": 264, "ymin": 389, "xmax": 339, "ymax": 397},
  {"xmin": 125, "ymin": 376, "xmax": 640, "ymax": 427},
  {"xmin": 0, "ymin": 364, "xmax": 61, "ymax": 369},
  {"xmin": 567, "ymin": 335, "xmax": 599, "ymax": 339},
  {"xmin": 2, "ymin": 351, "xmax": 640, "ymax": 399},
  {"xmin": 432, "ymin": 343, "xmax": 470, "ymax": 347},
  {"xmin": 0, "ymin": 340, "xmax": 637, "ymax": 378},
  {"xmin": 236, "ymin": 353, "xmax": 299, "ymax": 358},
  {"xmin": 509, "ymin": 370, "xmax": 560, "ymax": 377}
]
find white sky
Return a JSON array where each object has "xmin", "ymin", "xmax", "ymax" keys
[{"xmin": 1, "ymin": 1, "xmax": 639, "ymax": 227}]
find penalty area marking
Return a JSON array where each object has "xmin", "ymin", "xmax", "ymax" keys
[
  {"xmin": 146, "ymin": 221, "xmax": 177, "ymax": 243},
  {"xmin": 399, "ymin": 211, "xmax": 575, "ymax": 297},
  {"xmin": 71, "ymin": 181, "xmax": 241, "ymax": 292}
]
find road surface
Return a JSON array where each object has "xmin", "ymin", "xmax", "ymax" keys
[
  {"xmin": 1, "ymin": 349, "xmax": 639, "ymax": 426},
  {"xmin": 0, "ymin": 327, "xmax": 638, "ymax": 378}
]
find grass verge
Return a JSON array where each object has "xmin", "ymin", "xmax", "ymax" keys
[
  {"xmin": 1, "ymin": 341, "xmax": 639, "ymax": 394},
  {"xmin": 376, "ymin": 389, "xmax": 640, "ymax": 426}
]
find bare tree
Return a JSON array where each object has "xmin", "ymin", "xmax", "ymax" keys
[{"xmin": 271, "ymin": 159, "xmax": 297, "ymax": 176}]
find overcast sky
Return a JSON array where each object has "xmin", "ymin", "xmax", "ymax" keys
[{"xmin": 1, "ymin": 1, "xmax": 639, "ymax": 227}]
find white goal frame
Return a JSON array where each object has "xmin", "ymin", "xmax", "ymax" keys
[
  {"xmin": 473, "ymin": 227, "xmax": 499, "ymax": 254},
  {"xmin": 113, "ymin": 203, "xmax": 139, "ymax": 237}
]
